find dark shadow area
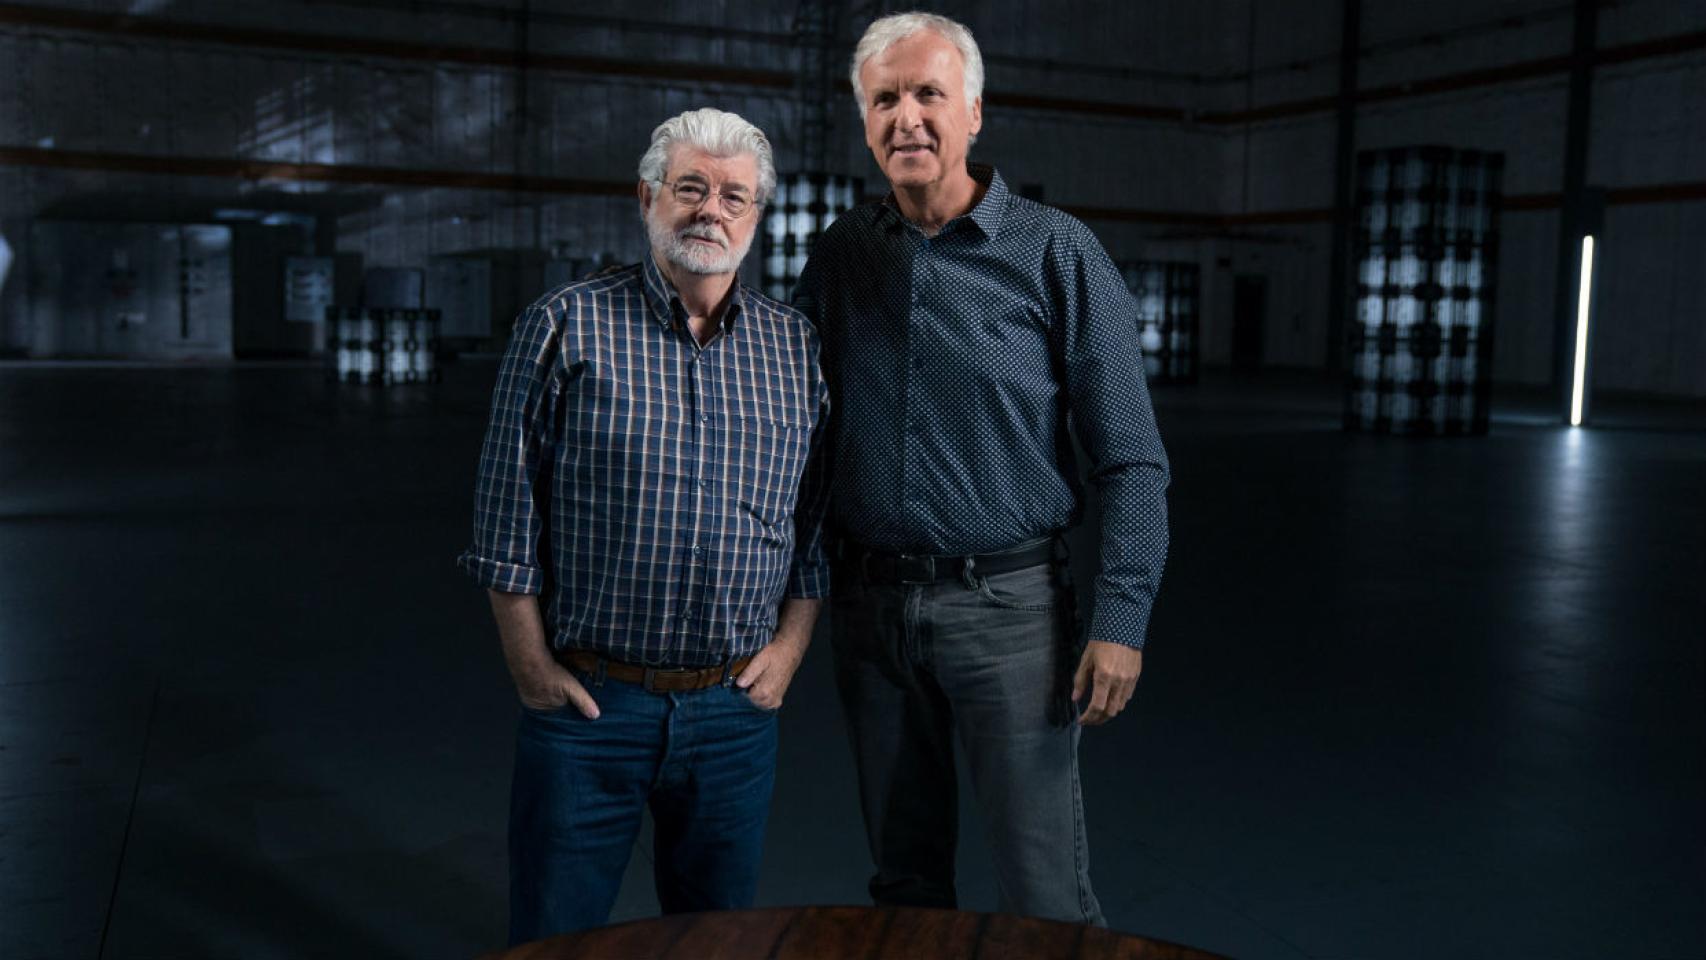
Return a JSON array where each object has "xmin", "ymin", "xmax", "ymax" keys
[{"xmin": 1, "ymin": 361, "xmax": 1700, "ymax": 959}]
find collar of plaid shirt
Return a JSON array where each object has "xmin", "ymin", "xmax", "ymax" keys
[{"xmin": 639, "ymin": 248, "xmax": 749, "ymax": 337}]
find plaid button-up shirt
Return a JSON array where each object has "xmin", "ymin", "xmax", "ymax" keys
[{"xmin": 458, "ymin": 254, "xmax": 831, "ymax": 667}]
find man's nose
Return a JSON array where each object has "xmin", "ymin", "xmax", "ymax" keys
[{"xmin": 895, "ymin": 95, "xmax": 922, "ymax": 130}]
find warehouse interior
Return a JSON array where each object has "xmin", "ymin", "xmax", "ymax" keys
[{"xmin": 1, "ymin": 1, "xmax": 1702, "ymax": 958}]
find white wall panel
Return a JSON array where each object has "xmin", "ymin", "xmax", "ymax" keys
[
  {"xmin": 1599, "ymin": 0, "xmax": 1706, "ymax": 45},
  {"xmin": 2, "ymin": 1, "xmax": 1698, "ymax": 389},
  {"xmin": 1490, "ymin": 210, "xmax": 1558, "ymax": 387},
  {"xmin": 1241, "ymin": 115, "xmax": 1339, "ymax": 211},
  {"xmin": 1595, "ymin": 202, "xmax": 1706, "ymax": 397},
  {"xmin": 1590, "ymin": 57, "xmax": 1706, "ymax": 187}
]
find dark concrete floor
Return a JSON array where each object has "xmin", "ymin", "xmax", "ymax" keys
[{"xmin": 1, "ymin": 360, "xmax": 1701, "ymax": 960}]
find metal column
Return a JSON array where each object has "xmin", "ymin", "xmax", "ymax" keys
[{"xmin": 1551, "ymin": 0, "xmax": 1598, "ymax": 421}]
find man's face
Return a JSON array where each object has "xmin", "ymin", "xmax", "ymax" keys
[
  {"xmin": 642, "ymin": 145, "xmax": 761, "ymax": 277},
  {"xmin": 859, "ymin": 29, "xmax": 983, "ymax": 192}
]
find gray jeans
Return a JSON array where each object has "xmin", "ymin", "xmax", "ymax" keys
[{"xmin": 829, "ymin": 550, "xmax": 1104, "ymax": 926}]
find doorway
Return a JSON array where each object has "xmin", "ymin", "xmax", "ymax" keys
[{"xmin": 1232, "ymin": 274, "xmax": 1266, "ymax": 374}]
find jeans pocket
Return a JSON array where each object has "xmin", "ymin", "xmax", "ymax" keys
[
  {"xmin": 520, "ymin": 700, "xmax": 575, "ymax": 720},
  {"xmin": 520, "ymin": 667, "xmax": 600, "ymax": 718},
  {"xmin": 973, "ymin": 566, "xmax": 1060, "ymax": 612},
  {"xmin": 731, "ymin": 683, "xmax": 782, "ymax": 716}
]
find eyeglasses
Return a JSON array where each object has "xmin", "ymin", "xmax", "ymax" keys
[{"xmin": 658, "ymin": 178, "xmax": 756, "ymax": 219}]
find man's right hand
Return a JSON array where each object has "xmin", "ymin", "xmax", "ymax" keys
[
  {"xmin": 513, "ymin": 660, "xmax": 601, "ymax": 719},
  {"xmin": 487, "ymin": 589, "xmax": 600, "ymax": 720}
]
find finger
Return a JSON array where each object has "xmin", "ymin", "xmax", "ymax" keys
[
  {"xmin": 1112, "ymin": 679, "xmax": 1136, "ymax": 717},
  {"xmin": 1071, "ymin": 651, "xmax": 1094, "ymax": 703},
  {"xmin": 1083, "ymin": 677, "xmax": 1114, "ymax": 726},
  {"xmin": 735, "ymin": 655, "xmax": 770, "ymax": 689},
  {"xmin": 1103, "ymin": 680, "xmax": 1134, "ymax": 721},
  {"xmin": 562, "ymin": 675, "xmax": 600, "ymax": 720},
  {"xmin": 756, "ymin": 669, "xmax": 797, "ymax": 708}
]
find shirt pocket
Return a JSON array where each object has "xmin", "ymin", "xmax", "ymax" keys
[{"xmin": 730, "ymin": 414, "xmax": 810, "ymax": 529}]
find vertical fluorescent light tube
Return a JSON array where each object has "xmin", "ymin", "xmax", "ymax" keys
[{"xmin": 1570, "ymin": 235, "xmax": 1595, "ymax": 427}]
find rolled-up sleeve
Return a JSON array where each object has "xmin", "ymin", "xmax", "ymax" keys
[
  {"xmin": 1051, "ymin": 221, "xmax": 1172, "ymax": 648},
  {"xmin": 786, "ymin": 342, "xmax": 833, "ymax": 599},
  {"xmin": 456, "ymin": 303, "xmax": 561, "ymax": 594}
]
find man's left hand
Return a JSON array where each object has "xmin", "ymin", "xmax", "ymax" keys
[
  {"xmin": 735, "ymin": 637, "xmax": 807, "ymax": 710},
  {"xmin": 1072, "ymin": 640, "xmax": 1143, "ymax": 726}
]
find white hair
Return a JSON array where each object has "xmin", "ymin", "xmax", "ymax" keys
[
  {"xmin": 849, "ymin": 11, "xmax": 985, "ymax": 122},
  {"xmin": 636, "ymin": 107, "xmax": 777, "ymax": 206}
]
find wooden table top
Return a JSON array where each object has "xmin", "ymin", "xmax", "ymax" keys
[{"xmin": 487, "ymin": 905, "xmax": 1228, "ymax": 959}]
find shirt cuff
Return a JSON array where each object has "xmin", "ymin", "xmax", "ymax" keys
[
  {"xmin": 456, "ymin": 549, "xmax": 544, "ymax": 595},
  {"xmin": 785, "ymin": 557, "xmax": 831, "ymax": 600},
  {"xmin": 1086, "ymin": 592, "xmax": 1153, "ymax": 650}
]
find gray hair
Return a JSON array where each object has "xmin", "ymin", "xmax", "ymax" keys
[
  {"xmin": 636, "ymin": 108, "xmax": 777, "ymax": 207},
  {"xmin": 849, "ymin": 12, "xmax": 985, "ymax": 122}
]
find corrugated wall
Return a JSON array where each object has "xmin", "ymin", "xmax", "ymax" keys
[{"xmin": 0, "ymin": 0, "xmax": 1700, "ymax": 395}]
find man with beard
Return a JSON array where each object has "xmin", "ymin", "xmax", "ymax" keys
[
  {"xmin": 458, "ymin": 108, "xmax": 830, "ymax": 942},
  {"xmin": 794, "ymin": 13, "xmax": 1170, "ymax": 925}
]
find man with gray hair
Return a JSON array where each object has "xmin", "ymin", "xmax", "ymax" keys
[
  {"xmin": 795, "ymin": 12, "xmax": 1170, "ymax": 925},
  {"xmin": 458, "ymin": 107, "xmax": 830, "ymax": 942}
]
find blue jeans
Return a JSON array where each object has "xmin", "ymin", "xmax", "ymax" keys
[
  {"xmin": 507, "ymin": 668, "xmax": 779, "ymax": 944},
  {"xmin": 831, "ymin": 553, "xmax": 1104, "ymax": 925}
]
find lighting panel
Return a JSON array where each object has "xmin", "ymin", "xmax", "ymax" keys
[
  {"xmin": 1118, "ymin": 260, "xmax": 1199, "ymax": 384},
  {"xmin": 329, "ymin": 307, "xmax": 442, "ymax": 385},
  {"xmin": 1570, "ymin": 235, "xmax": 1595, "ymax": 427},
  {"xmin": 761, "ymin": 172, "xmax": 862, "ymax": 302},
  {"xmin": 1344, "ymin": 147, "xmax": 1504, "ymax": 435}
]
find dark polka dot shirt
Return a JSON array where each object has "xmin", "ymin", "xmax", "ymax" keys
[{"xmin": 794, "ymin": 164, "xmax": 1170, "ymax": 648}]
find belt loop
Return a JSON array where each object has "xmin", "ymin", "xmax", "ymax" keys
[
  {"xmin": 960, "ymin": 554, "xmax": 979, "ymax": 589},
  {"xmin": 720, "ymin": 658, "xmax": 735, "ymax": 687},
  {"xmin": 593, "ymin": 658, "xmax": 607, "ymax": 688},
  {"xmin": 1050, "ymin": 535, "xmax": 1073, "ymax": 591}
]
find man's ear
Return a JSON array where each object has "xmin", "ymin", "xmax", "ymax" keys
[
  {"xmin": 637, "ymin": 180, "xmax": 653, "ymax": 216},
  {"xmin": 968, "ymin": 96, "xmax": 983, "ymax": 138}
]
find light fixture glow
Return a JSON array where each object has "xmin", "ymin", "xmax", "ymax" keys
[{"xmin": 1570, "ymin": 235, "xmax": 1595, "ymax": 427}]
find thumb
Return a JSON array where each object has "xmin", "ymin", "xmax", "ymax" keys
[
  {"xmin": 735, "ymin": 655, "xmax": 768, "ymax": 689},
  {"xmin": 562, "ymin": 675, "xmax": 600, "ymax": 720},
  {"xmin": 1072, "ymin": 649, "xmax": 1094, "ymax": 703}
]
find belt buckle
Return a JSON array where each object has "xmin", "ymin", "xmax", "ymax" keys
[
  {"xmin": 895, "ymin": 553, "xmax": 935, "ymax": 584},
  {"xmin": 645, "ymin": 664, "xmax": 712, "ymax": 693}
]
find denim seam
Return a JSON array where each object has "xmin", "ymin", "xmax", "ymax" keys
[
  {"xmin": 904, "ymin": 584, "xmax": 928, "ymax": 668},
  {"xmin": 972, "ymin": 574, "xmax": 1059, "ymax": 613},
  {"xmin": 1071, "ymin": 738, "xmax": 1094, "ymax": 922}
]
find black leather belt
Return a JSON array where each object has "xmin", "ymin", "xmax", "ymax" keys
[{"xmin": 837, "ymin": 537, "xmax": 1061, "ymax": 585}]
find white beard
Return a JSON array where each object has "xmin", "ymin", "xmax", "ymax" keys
[{"xmin": 646, "ymin": 211, "xmax": 753, "ymax": 276}]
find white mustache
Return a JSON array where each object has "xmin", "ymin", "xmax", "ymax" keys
[{"xmin": 678, "ymin": 225, "xmax": 727, "ymax": 248}]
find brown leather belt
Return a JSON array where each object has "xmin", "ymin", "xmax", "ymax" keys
[{"xmin": 556, "ymin": 649, "xmax": 753, "ymax": 693}]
